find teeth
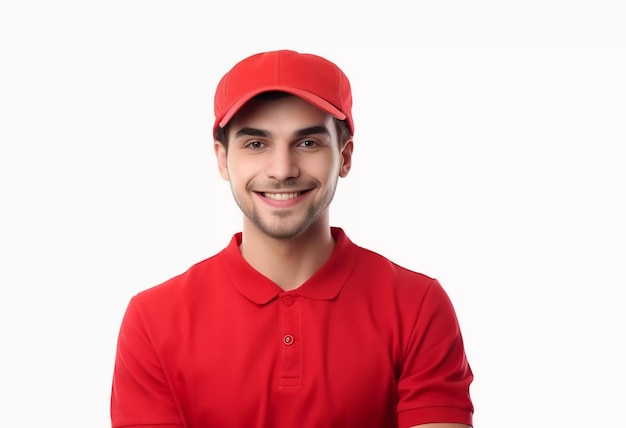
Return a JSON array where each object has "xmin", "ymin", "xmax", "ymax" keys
[{"xmin": 263, "ymin": 192, "xmax": 301, "ymax": 200}]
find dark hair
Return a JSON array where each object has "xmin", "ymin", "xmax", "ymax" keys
[{"xmin": 214, "ymin": 92, "xmax": 352, "ymax": 150}]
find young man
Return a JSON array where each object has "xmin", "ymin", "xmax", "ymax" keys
[{"xmin": 110, "ymin": 50, "xmax": 474, "ymax": 428}]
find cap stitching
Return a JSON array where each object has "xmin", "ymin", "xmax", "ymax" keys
[{"xmin": 276, "ymin": 51, "xmax": 283, "ymax": 85}]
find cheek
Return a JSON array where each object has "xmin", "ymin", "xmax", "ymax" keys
[
  {"xmin": 225, "ymin": 161, "xmax": 252, "ymax": 189},
  {"xmin": 324, "ymin": 157, "xmax": 343, "ymax": 179}
]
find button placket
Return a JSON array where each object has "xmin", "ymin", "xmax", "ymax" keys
[{"xmin": 279, "ymin": 293, "xmax": 301, "ymax": 388}]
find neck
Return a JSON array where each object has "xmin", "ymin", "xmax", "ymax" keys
[{"xmin": 239, "ymin": 220, "xmax": 335, "ymax": 291}]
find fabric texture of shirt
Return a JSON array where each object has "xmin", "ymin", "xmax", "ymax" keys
[{"xmin": 110, "ymin": 227, "xmax": 474, "ymax": 427}]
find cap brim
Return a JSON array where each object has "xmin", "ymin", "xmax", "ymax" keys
[{"xmin": 218, "ymin": 86, "xmax": 347, "ymax": 129}]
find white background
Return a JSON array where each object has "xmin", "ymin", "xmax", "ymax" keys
[{"xmin": 1, "ymin": 1, "xmax": 625, "ymax": 427}]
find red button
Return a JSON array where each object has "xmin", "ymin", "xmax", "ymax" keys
[
  {"xmin": 283, "ymin": 334, "xmax": 294, "ymax": 346},
  {"xmin": 282, "ymin": 296, "xmax": 294, "ymax": 306}
]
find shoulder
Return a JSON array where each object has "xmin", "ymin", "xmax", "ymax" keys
[
  {"xmin": 118, "ymin": 251, "xmax": 230, "ymax": 350},
  {"xmin": 134, "ymin": 252, "xmax": 223, "ymax": 305},
  {"xmin": 353, "ymin": 245, "xmax": 437, "ymax": 291},
  {"xmin": 132, "ymin": 232, "xmax": 243, "ymax": 304},
  {"xmin": 348, "ymin": 245, "xmax": 460, "ymax": 321}
]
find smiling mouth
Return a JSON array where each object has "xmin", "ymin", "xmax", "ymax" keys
[{"xmin": 261, "ymin": 192, "xmax": 305, "ymax": 200}]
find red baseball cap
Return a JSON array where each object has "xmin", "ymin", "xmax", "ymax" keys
[{"xmin": 213, "ymin": 50, "xmax": 354, "ymax": 137}]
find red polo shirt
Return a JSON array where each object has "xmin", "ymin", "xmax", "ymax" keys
[{"xmin": 111, "ymin": 228, "xmax": 473, "ymax": 427}]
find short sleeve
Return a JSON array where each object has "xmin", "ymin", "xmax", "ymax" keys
[
  {"xmin": 397, "ymin": 279, "xmax": 474, "ymax": 427},
  {"xmin": 110, "ymin": 296, "xmax": 183, "ymax": 428}
]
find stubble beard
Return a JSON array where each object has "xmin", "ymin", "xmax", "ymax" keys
[
  {"xmin": 247, "ymin": 206, "xmax": 319, "ymax": 240},
  {"xmin": 232, "ymin": 179, "xmax": 338, "ymax": 240}
]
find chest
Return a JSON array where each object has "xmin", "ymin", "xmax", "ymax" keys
[{"xmin": 163, "ymin": 294, "xmax": 401, "ymax": 427}]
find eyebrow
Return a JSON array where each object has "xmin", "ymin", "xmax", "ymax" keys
[
  {"xmin": 234, "ymin": 125, "xmax": 331, "ymax": 139},
  {"xmin": 234, "ymin": 127, "xmax": 268, "ymax": 138},
  {"xmin": 294, "ymin": 126, "xmax": 331, "ymax": 138}
]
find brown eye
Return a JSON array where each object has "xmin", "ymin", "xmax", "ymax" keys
[{"xmin": 249, "ymin": 141, "xmax": 264, "ymax": 149}]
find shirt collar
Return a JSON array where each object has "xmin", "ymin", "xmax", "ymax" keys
[{"xmin": 219, "ymin": 227, "xmax": 359, "ymax": 305}]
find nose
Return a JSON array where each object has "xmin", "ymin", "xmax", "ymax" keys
[{"xmin": 265, "ymin": 146, "xmax": 299, "ymax": 181}]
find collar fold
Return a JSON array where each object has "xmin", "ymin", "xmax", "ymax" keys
[{"xmin": 219, "ymin": 227, "xmax": 359, "ymax": 305}]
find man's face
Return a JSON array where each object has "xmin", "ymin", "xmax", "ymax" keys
[{"xmin": 214, "ymin": 95, "xmax": 352, "ymax": 240}]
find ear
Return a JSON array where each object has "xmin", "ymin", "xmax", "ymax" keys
[
  {"xmin": 214, "ymin": 140, "xmax": 230, "ymax": 181},
  {"xmin": 339, "ymin": 140, "xmax": 353, "ymax": 178}
]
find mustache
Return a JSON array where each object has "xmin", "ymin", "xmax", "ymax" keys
[{"xmin": 248, "ymin": 180, "xmax": 316, "ymax": 191}]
